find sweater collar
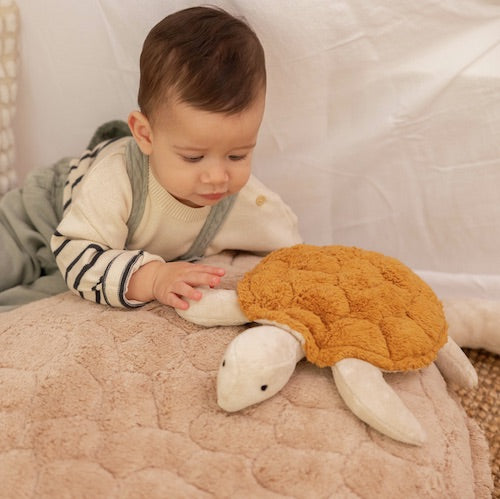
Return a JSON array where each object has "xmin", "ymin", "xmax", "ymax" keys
[{"xmin": 148, "ymin": 168, "xmax": 210, "ymax": 223}]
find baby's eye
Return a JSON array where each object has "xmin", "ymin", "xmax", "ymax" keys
[
  {"xmin": 182, "ymin": 155, "xmax": 204, "ymax": 163},
  {"xmin": 228, "ymin": 155, "xmax": 247, "ymax": 161}
]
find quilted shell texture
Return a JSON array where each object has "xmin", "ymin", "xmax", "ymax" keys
[{"xmin": 237, "ymin": 245, "xmax": 448, "ymax": 370}]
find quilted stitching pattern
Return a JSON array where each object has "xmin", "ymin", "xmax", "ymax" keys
[{"xmin": 238, "ymin": 244, "xmax": 448, "ymax": 370}]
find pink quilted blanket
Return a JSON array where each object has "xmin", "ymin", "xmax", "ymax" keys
[{"xmin": 0, "ymin": 252, "xmax": 493, "ymax": 498}]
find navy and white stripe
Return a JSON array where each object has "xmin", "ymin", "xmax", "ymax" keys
[{"xmin": 51, "ymin": 137, "xmax": 160, "ymax": 308}]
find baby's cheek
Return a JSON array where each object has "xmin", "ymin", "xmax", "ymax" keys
[{"xmin": 235, "ymin": 168, "xmax": 252, "ymax": 190}]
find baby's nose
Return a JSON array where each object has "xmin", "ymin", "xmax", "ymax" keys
[{"xmin": 201, "ymin": 164, "xmax": 229, "ymax": 184}]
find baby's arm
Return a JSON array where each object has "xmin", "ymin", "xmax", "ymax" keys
[
  {"xmin": 53, "ymin": 223, "xmax": 225, "ymax": 309},
  {"xmin": 126, "ymin": 260, "xmax": 225, "ymax": 309},
  {"xmin": 52, "ymin": 155, "xmax": 227, "ymax": 309}
]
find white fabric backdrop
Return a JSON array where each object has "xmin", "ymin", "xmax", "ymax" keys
[{"xmin": 13, "ymin": 0, "xmax": 500, "ymax": 297}]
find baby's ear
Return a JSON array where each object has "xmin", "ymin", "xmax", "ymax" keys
[{"xmin": 127, "ymin": 111, "xmax": 153, "ymax": 155}]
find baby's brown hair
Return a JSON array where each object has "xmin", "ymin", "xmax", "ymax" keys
[{"xmin": 138, "ymin": 6, "xmax": 266, "ymax": 121}]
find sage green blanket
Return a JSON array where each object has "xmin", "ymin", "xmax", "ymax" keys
[{"xmin": 0, "ymin": 121, "xmax": 131, "ymax": 311}]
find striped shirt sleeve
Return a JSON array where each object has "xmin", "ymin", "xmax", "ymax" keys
[{"xmin": 50, "ymin": 139, "xmax": 163, "ymax": 308}]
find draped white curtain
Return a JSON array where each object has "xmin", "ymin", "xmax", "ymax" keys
[{"xmin": 11, "ymin": 0, "xmax": 500, "ymax": 297}]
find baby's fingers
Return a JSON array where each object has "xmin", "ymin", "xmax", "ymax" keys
[
  {"xmin": 190, "ymin": 264, "xmax": 225, "ymax": 278},
  {"xmin": 165, "ymin": 292, "xmax": 190, "ymax": 310},
  {"xmin": 162, "ymin": 282, "xmax": 201, "ymax": 310},
  {"xmin": 185, "ymin": 269, "xmax": 224, "ymax": 289},
  {"xmin": 171, "ymin": 281, "xmax": 203, "ymax": 302}
]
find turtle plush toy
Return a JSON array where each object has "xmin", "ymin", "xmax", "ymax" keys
[{"xmin": 177, "ymin": 244, "xmax": 479, "ymax": 445}]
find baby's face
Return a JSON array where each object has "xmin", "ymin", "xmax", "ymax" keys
[{"xmin": 148, "ymin": 92, "xmax": 265, "ymax": 208}]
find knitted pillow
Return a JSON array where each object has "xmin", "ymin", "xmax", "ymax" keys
[{"xmin": 0, "ymin": 0, "xmax": 18, "ymax": 197}]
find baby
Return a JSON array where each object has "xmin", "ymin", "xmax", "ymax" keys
[{"xmin": 48, "ymin": 6, "xmax": 301, "ymax": 310}]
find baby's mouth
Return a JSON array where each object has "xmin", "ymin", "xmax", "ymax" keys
[{"xmin": 199, "ymin": 192, "xmax": 227, "ymax": 201}]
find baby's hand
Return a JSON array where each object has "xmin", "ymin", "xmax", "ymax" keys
[{"xmin": 151, "ymin": 261, "xmax": 225, "ymax": 310}]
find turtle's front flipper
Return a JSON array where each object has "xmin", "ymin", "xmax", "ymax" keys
[
  {"xmin": 331, "ymin": 358, "xmax": 426, "ymax": 446},
  {"xmin": 176, "ymin": 288, "xmax": 249, "ymax": 326},
  {"xmin": 434, "ymin": 337, "xmax": 478, "ymax": 389}
]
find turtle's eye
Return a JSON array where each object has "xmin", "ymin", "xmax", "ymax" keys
[
  {"xmin": 222, "ymin": 360, "xmax": 226, "ymax": 367},
  {"xmin": 261, "ymin": 385, "xmax": 268, "ymax": 391}
]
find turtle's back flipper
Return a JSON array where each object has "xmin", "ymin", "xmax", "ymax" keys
[{"xmin": 435, "ymin": 337, "xmax": 478, "ymax": 389}]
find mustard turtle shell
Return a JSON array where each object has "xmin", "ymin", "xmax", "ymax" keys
[{"xmin": 237, "ymin": 244, "xmax": 448, "ymax": 371}]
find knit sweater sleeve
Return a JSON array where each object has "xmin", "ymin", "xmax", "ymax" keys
[{"xmin": 50, "ymin": 150, "xmax": 163, "ymax": 308}]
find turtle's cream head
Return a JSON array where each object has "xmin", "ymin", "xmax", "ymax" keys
[{"xmin": 217, "ymin": 325, "xmax": 303, "ymax": 412}]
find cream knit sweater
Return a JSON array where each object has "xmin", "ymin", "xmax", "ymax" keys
[{"xmin": 51, "ymin": 138, "xmax": 301, "ymax": 308}]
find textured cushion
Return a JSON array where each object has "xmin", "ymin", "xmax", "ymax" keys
[{"xmin": 0, "ymin": 251, "xmax": 493, "ymax": 498}]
